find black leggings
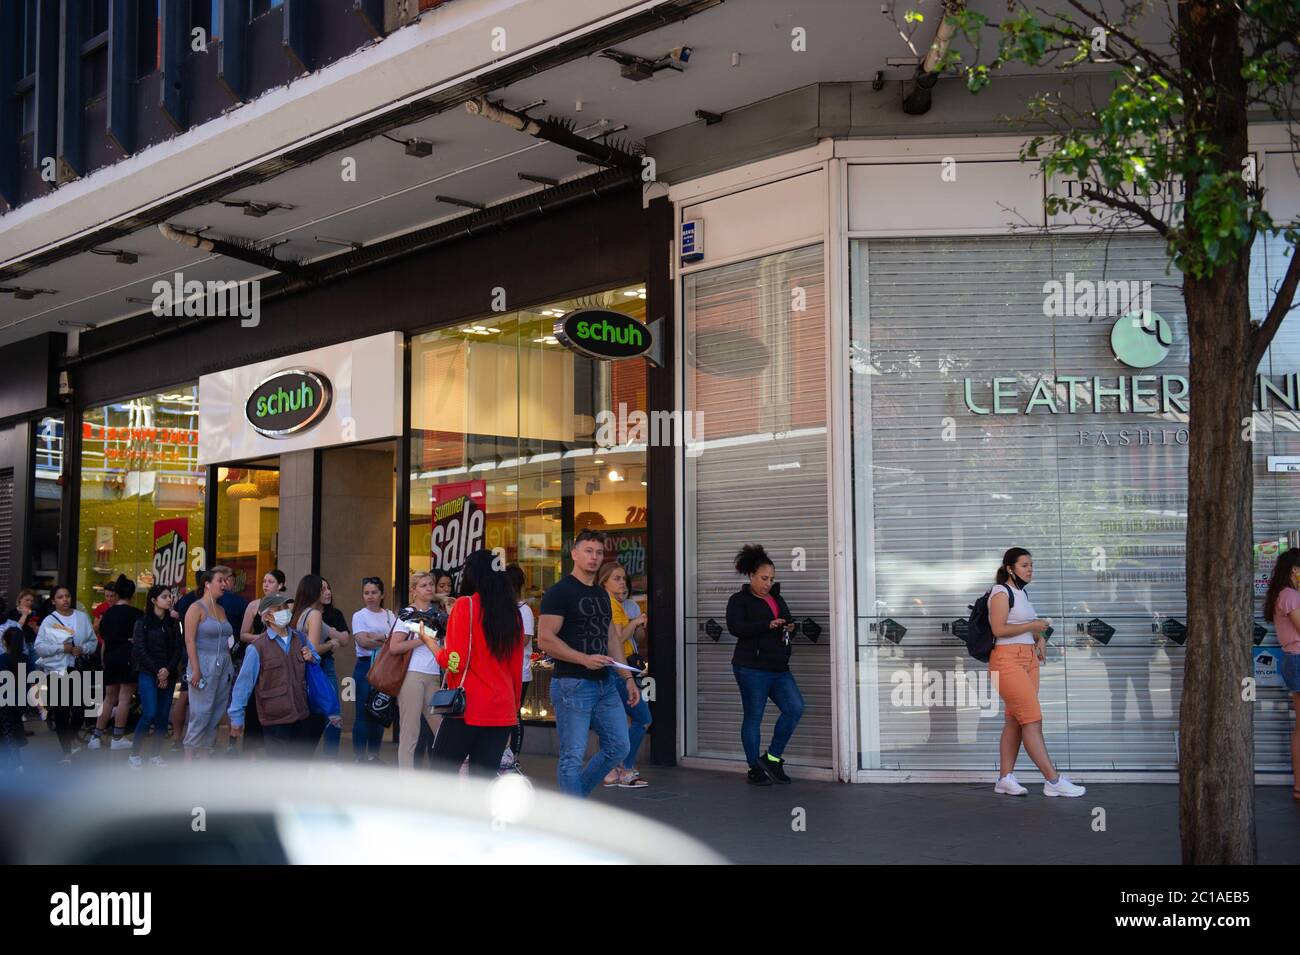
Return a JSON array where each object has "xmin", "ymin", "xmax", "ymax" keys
[
  {"xmin": 510, "ymin": 683, "xmax": 528, "ymax": 756},
  {"xmin": 48, "ymin": 703, "xmax": 83, "ymax": 755},
  {"xmin": 430, "ymin": 719, "xmax": 511, "ymax": 778}
]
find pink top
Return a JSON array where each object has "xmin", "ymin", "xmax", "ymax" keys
[
  {"xmin": 1274, "ymin": 587, "xmax": 1300, "ymax": 653},
  {"xmin": 760, "ymin": 594, "xmax": 780, "ymax": 619}
]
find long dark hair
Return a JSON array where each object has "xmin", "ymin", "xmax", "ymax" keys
[
  {"xmin": 458, "ymin": 550, "xmax": 519, "ymax": 662},
  {"xmin": 145, "ymin": 584, "xmax": 171, "ymax": 616},
  {"xmin": 267, "ymin": 568, "xmax": 287, "ymax": 591},
  {"xmin": 430, "ymin": 568, "xmax": 456, "ymax": 597},
  {"xmin": 995, "ymin": 548, "xmax": 1032, "ymax": 585},
  {"xmin": 1263, "ymin": 548, "xmax": 1300, "ymax": 620},
  {"xmin": 734, "ymin": 544, "xmax": 773, "ymax": 577},
  {"xmin": 292, "ymin": 574, "xmax": 325, "ymax": 629}
]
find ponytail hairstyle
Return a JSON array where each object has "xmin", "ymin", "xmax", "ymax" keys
[
  {"xmin": 458, "ymin": 549, "xmax": 520, "ymax": 662},
  {"xmin": 995, "ymin": 547, "xmax": 1032, "ymax": 586},
  {"xmin": 734, "ymin": 544, "xmax": 774, "ymax": 577},
  {"xmin": 1263, "ymin": 547, "xmax": 1300, "ymax": 621}
]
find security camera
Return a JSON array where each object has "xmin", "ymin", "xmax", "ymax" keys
[{"xmin": 669, "ymin": 45, "xmax": 692, "ymax": 65}]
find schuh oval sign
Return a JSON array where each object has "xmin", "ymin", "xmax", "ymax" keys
[
  {"xmin": 554, "ymin": 309, "xmax": 652, "ymax": 361},
  {"xmin": 245, "ymin": 369, "xmax": 333, "ymax": 437}
]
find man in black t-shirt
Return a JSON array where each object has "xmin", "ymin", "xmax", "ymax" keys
[{"xmin": 539, "ymin": 529, "xmax": 640, "ymax": 797}]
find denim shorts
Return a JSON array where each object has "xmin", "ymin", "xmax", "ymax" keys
[{"xmin": 1281, "ymin": 651, "xmax": 1300, "ymax": 692}]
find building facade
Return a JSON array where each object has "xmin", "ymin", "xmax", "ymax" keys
[{"xmin": 1, "ymin": 0, "xmax": 1296, "ymax": 783}]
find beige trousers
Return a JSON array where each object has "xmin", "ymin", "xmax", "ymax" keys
[{"xmin": 397, "ymin": 669, "xmax": 443, "ymax": 770}]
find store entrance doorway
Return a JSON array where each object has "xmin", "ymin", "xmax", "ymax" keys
[{"xmin": 315, "ymin": 440, "xmax": 398, "ymax": 759}]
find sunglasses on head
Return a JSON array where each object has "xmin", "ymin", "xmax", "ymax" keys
[{"xmin": 361, "ymin": 577, "xmax": 383, "ymax": 586}]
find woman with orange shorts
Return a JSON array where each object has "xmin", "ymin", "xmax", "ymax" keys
[{"xmin": 987, "ymin": 547, "xmax": 1085, "ymax": 797}]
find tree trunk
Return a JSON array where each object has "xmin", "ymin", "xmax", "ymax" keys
[
  {"xmin": 1177, "ymin": 0, "xmax": 1257, "ymax": 865},
  {"xmin": 1179, "ymin": 269, "xmax": 1257, "ymax": 865}
]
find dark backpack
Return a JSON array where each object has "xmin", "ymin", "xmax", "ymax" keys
[{"xmin": 962, "ymin": 584, "xmax": 1013, "ymax": 663}]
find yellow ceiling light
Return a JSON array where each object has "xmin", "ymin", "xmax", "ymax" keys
[
  {"xmin": 226, "ymin": 481, "xmax": 260, "ymax": 501},
  {"xmin": 252, "ymin": 470, "xmax": 279, "ymax": 497}
]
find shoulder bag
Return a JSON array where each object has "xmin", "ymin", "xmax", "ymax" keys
[
  {"xmin": 429, "ymin": 595, "xmax": 473, "ymax": 719},
  {"xmin": 365, "ymin": 610, "xmax": 413, "ymax": 696}
]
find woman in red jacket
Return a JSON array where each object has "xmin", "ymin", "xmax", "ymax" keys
[{"xmin": 431, "ymin": 549, "xmax": 524, "ymax": 777}]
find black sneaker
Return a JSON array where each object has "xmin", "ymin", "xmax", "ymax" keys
[
  {"xmin": 747, "ymin": 764, "xmax": 774, "ymax": 786},
  {"xmin": 761, "ymin": 752, "xmax": 791, "ymax": 783}
]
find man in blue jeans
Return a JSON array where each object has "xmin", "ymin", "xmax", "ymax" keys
[{"xmin": 539, "ymin": 529, "xmax": 641, "ymax": 797}]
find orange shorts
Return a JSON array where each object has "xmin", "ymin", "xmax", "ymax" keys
[{"xmin": 989, "ymin": 644, "xmax": 1042, "ymax": 725}]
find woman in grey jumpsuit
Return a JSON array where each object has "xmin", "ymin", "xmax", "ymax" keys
[{"xmin": 183, "ymin": 569, "xmax": 235, "ymax": 759}]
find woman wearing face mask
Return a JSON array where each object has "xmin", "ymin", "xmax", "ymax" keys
[
  {"xmin": 234, "ymin": 569, "xmax": 287, "ymax": 758},
  {"xmin": 987, "ymin": 547, "xmax": 1084, "ymax": 797},
  {"xmin": 33, "ymin": 585, "xmax": 98, "ymax": 763},
  {"xmin": 726, "ymin": 545, "xmax": 803, "ymax": 786},
  {"xmin": 390, "ymin": 572, "xmax": 444, "ymax": 771},
  {"xmin": 351, "ymin": 577, "xmax": 395, "ymax": 763},
  {"xmin": 1263, "ymin": 548, "xmax": 1300, "ymax": 800},
  {"xmin": 290, "ymin": 575, "xmax": 349, "ymax": 753}
]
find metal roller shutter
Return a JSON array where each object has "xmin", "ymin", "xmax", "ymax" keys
[
  {"xmin": 0, "ymin": 470, "xmax": 11, "ymax": 600},
  {"xmin": 684, "ymin": 244, "xmax": 833, "ymax": 767},
  {"xmin": 853, "ymin": 233, "xmax": 1294, "ymax": 773}
]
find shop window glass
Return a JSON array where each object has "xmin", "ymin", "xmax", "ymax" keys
[
  {"xmin": 77, "ymin": 388, "xmax": 204, "ymax": 612},
  {"xmin": 409, "ymin": 285, "xmax": 649, "ymax": 724},
  {"xmin": 31, "ymin": 417, "xmax": 64, "ymax": 595},
  {"xmin": 850, "ymin": 233, "xmax": 1299, "ymax": 773},
  {"xmin": 215, "ymin": 465, "xmax": 280, "ymax": 603}
]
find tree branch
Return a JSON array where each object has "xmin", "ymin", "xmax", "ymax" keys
[
  {"xmin": 1250, "ymin": 244, "xmax": 1300, "ymax": 368},
  {"xmin": 1060, "ymin": 0, "xmax": 1183, "ymax": 81},
  {"xmin": 1077, "ymin": 185, "xmax": 1172, "ymax": 237}
]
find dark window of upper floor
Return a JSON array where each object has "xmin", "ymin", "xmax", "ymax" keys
[
  {"xmin": 82, "ymin": 1, "xmax": 111, "ymax": 105},
  {"xmin": 17, "ymin": 0, "xmax": 37, "ymax": 138},
  {"xmin": 192, "ymin": 0, "xmax": 220, "ymax": 41},
  {"xmin": 250, "ymin": 0, "xmax": 285, "ymax": 19},
  {"xmin": 138, "ymin": 0, "xmax": 161, "ymax": 76},
  {"xmin": 84, "ymin": 0, "xmax": 110, "ymax": 38}
]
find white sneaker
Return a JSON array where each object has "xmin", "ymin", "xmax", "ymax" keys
[
  {"xmin": 149, "ymin": 756, "xmax": 168, "ymax": 768},
  {"xmin": 1043, "ymin": 774, "xmax": 1086, "ymax": 797},
  {"xmin": 993, "ymin": 774, "xmax": 1028, "ymax": 796},
  {"xmin": 87, "ymin": 736, "xmax": 102, "ymax": 750},
  {"xmin": 110, "ymin": 737, "xmax": 132, "ymax": 751},
  {"xmin": 127, "ymin": 755, "xmax": 143, "ymax": 769}
]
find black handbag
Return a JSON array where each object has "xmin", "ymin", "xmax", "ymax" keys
[
  {"xmin": 364, "ymin": 687, "xmax": 396, "ymax": 727},
  {"xmin": 429, "ymin": 596, "xmax": 471, "ymax": 718}
]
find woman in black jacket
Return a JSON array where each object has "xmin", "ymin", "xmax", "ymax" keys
[
  {"xmin": 726, "ymin": 544, "xmax": 804, "ymax": 786},
  {"xmin": 129, "ymin": 585, "xmax": 184, "ymax": 768}
]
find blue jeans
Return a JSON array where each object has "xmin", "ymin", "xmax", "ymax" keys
[
  {"xmin": 615, "ymin": 677, "xmax": 652, "ymax": 771},
  {"xmin": 351, "ymin": 654, "xmax": 384, "ymax": 759},
  {"xmin": 551, "ymin": 672, "xmax": 630, "ymax": 797},
  {"xmin": 320, "ymin": 656, "xmax": 341, "ymax": 760},
  {"xmin": 733, "ymin": 666, "xmax": 805, "ymax": 766},
  {"xmin": 133, "ymin": 672, "xmax": 175, "ymax": 757}
]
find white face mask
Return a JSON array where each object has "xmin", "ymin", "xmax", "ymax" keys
[{"xmin": 272, "ymin": 609, "xmax": 292, "ymax": 627}]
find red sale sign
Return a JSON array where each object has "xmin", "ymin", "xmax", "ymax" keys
[
  {"xmin": 430, "ymin": 481, "xmax": 486, "ymax": 590},
  {"xmin": 152, "ymin": 518, "xmax": 189, "ymax": 590}
]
